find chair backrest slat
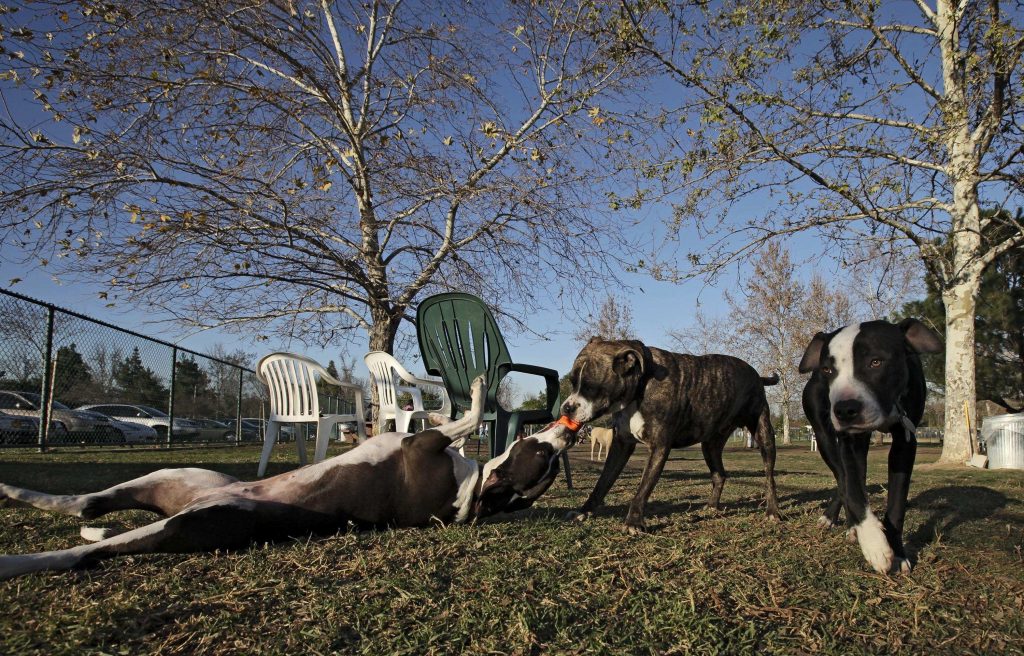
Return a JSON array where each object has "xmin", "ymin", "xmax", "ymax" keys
[
  {"xmin": 258, "ymin": 353, "xmax": 325, "ymax": 422},
  {"xmin": 416, "ymin": 293, "xmax": 512, "ymax": 414}
]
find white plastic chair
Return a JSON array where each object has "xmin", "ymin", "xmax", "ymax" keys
[
  {"xmin": 256, "ymin": 352, "xmax": 367, "ymax": 477},
  {"xmin": 364, "ymin": 351, "xmax": 451, "ymax": 434}
]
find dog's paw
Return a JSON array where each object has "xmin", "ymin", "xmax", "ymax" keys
[
  {"xmin": 80, "ymin": 526, "xmax": 118, "ymax": 542},
  {"xmin": 816, "ymin": 514, "xmax": 836, "ymax": 529},
  {"xmin": 427, "ymin": 413, "xmax": 450, "ymax": 426},
  {"xmin": 623, "ymin": 521, "xmax": 648, "ymax": 536},
  {"xmin": 846, "ymin": 527, "xmax": 859, "ymax": 544},
  {"xmin": 564, "ymin": 510, "xmax": 591, "ymax": 522},
  {"xmin": 856, "ymin": 516, "xmax": 894, "ymax": 574},
  {"xmin": 469, "ymin": 375, "xmax": 486, "ymax": 398},
  {"xmin": 894, "ymin": 557, "xmax": 912, "ymax": 574}
]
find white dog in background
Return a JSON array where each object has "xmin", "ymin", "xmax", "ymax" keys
[{"xmin": 589, "ymin": 427, "xmax": 614, "ymax": 462}]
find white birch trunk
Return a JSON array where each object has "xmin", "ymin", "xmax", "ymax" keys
[{"xmin": 940, "ymin": 280, "xmax": 980, "ymax": 463}]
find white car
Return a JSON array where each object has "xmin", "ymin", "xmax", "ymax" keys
[{"xmin": 109, "ymin": 418, "xmax": 159, "ymax": 444}]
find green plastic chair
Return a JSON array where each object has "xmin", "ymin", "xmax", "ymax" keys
[{"xmin": 416, "ymin": 292, "xmax": 572, "ymax": 487}]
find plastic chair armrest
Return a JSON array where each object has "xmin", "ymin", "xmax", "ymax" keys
[{"xmin": 507, "ymin": 362, "xmax": 561, "ymax": 419}]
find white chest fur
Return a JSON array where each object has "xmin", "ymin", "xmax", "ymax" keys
[{"xmin": 616, "ymin": 405, "xmax": 646, "ymax": 443}]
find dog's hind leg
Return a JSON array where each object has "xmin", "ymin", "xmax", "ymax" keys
[
  {"xmin": 701, "ymin": 440, "xmax": 728, "ymax": 511},
  {"xmin": 749, "ymin": 409, "xmax": 781, "ymax": 520},
  {"xmin": 0, "ymin": 497, "xmax": 295, "ymax": 580},
  {"xmin": 432, "ymin": 375, "xmax": 486, "ymax": 440},
  {"xmin": 0, "ymin": 468, "xmax": 239, "ymax": 520}
]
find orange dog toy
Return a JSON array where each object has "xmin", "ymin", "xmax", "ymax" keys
[{"xmin": 555, "ymin": 415, "xmax": 582, "ymax": 432}]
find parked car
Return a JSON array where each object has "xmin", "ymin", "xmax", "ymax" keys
[
  {"xmin": 0, "ymin": 391, "xmax": 121, "ymax": 444},
  {"xmin": 77, "ymin": 403, "xmax": 201, "ymax": 441},
  {"xmin": 107, "ymin": 418, "xmax": 159, "ymax": 444},
  {"xmin": 0, "ymin": 410, "xmax": 40, "ymax": 445},
  {"xmin": 190, "ymin": 419, "xmax": 234, "ymax": 442},
  {"xmin": 220, "ymin": 418, "xmax": 262, "ymax": 442},
  {"xmin": 242, "ymin": 417, "xmax": 297, "ymax": 442}
]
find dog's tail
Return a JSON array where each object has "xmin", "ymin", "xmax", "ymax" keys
[{"xmin": 761, "ymin": 373, "xmax": 780, "ymax": 386}]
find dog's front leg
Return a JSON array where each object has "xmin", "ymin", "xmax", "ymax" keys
[
  {"xmin": 811, "ymin": 430, "xmax": 847, "ymax": 528},
  {"xmin": 566, "ymin": 430, "xmax": 636, "ymax": 522},
  {"xmin": 883, "ymin": 425, "xmax": 916, "ymax": 573},
  {"xmin": 839, "ymin": 435, "xmax": 895, "ymax": 574},
  {"xmin": 623, "ymin": 440, "xmax": 671, "ymax": 534}
]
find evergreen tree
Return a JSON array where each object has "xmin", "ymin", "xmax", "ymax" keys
[
  {"xmin": 52, "ymin": 343, "xmax": 93, "ymax": 405},
  {"xmin": 112, "ymin": 348, "xmax": 169, "ymax": 408},
  {"xmin": 174, "ymin": 357, "xmax": 212, "ymax": 418},
  {"xmin": 904, "ymin": 210, "xmax": 1024, "ymax": 411}
]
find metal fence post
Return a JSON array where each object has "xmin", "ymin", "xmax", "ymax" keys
[
  {"xmin": 37, "ymin": 305, "xmax": 54, "ymax": 453},
  {"xmin": 167, "ymin": 346, "xmax": 177, "ymax": 447},
  {"xmin": 236, "ymin": 368, "xmax": 244, "ymax": 446}
]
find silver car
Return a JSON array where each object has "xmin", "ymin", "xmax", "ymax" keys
[
  {"xmin": 0, "ymin": 391, "xmax": 120, "ymax": 443},
  {"xmin": 77, "ymin": 403, "xmax": 201, "ymax": 441},
  {"xmin": 0, "ymin": 410, "xmax": 40, "ymax": 445}
]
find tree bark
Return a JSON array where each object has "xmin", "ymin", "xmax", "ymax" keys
[
  {"xmin": 781, "ymin": 401, "xmax": 791, "ymax": 446},
  {"xmin": 940, "ymin": 281, "xmax": 980, "ymax": 463}
]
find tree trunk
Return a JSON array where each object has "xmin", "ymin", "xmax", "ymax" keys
[
  {"xmin": 940, "ymin": 281, "xmax": 980, "ymax": 464},
  {"xmin": 781, "ymin": 401, "xmax": 791, "ymax": 445}
]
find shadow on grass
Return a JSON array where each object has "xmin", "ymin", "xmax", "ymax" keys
[{"xmin": 907, "ymin": 485, "xmax": 1008, "ymax": 553}]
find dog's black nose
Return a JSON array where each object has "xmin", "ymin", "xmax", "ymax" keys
[
  {"xmin": 561, "ymin": 400, "xmax": 578, "ymax": 417},
  {"xmin": 833, "ymin": 399, "xmax": 863, "ymax": 422}
]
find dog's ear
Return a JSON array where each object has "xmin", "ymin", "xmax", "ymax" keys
[
  {"xmin": 613, "ymin": 341, "xmax": 646, "ymax": 377},
  {"xmin": 899, "ymin": 318, "xmax": 943, "ymax": 354},
  {"xmin": 588, "ymin": 335, "xmax": 603, "ymax": 344},
  {"xmin": 798, "ymin": 332, "xmax": 830, "ymax": 373},
  {"xmin": 473, "ymin": 470, "xmax": 516, "ymax": 518}
]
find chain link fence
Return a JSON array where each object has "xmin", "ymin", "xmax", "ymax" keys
[{"xmin": 0, "ymin": 288, "xmax": 272, "ymax": 449}]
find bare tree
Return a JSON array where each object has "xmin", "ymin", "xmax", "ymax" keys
[
  {"xmin": 0, "ymin": 1, "xmax": 642, "ymax": 356},
  {"xmin": 845, "ymin": 244, "xmax": 925, "ymax": 322},
  {"xmin": 617, "ymin": 1, "xmax": 1024, "ymax": 463},
  {"xmin": 666, "ymin": 308, "xmax": 731, "ymax": 355},
  {"xmin": 573, "ymin": 293, "xmax": 637, "ymax": 343},
  {"xmin": 725, "ymin": 244, "xmax": 852, "ymax": 444}
]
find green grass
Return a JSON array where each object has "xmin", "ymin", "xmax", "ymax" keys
[{"xmin": 1, "ymin": 442, "xmax": 1022, "ymax": 655}]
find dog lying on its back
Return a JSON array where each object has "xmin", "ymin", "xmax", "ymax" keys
[{"xmin": 0, "ymin": 376, "xmax": 576, "ymax": 580}]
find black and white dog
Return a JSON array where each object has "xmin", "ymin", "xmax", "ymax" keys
[
  {"xmin": 800, "ymin": 319, "xmax": 942, "ymax": 574},
  {"xmin": 560, "ymin": 338, "xmax": 781, "ymax": 533},
  {"xmin": 0, "ymin": 376, "xmax": 575, "ymax": 580}
]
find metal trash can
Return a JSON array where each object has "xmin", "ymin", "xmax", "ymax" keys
[{"xmin": 980, "ymin": 413, "xmax": 1024, "ymax": 470}]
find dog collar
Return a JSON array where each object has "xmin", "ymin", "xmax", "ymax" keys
[{"xmin": 893, "ymin": 401, "xmax": 917, "ymax": 442}]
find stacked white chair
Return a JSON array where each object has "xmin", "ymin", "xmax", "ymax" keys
[
  {"xmin": 364, "ymin": 351, "xmax": 451, "ymax": 434},
  {"xmin": 256, "ymin": 352, "xmax": 367, "ymax": 477}
]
